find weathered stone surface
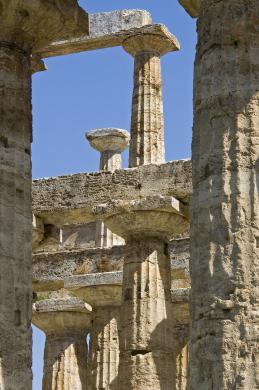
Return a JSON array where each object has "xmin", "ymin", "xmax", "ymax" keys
[
  {"xmin": 32, "ymin": 239, "xmax": 190, "ymax": 291},
  {"xmin": 189, "ymin": 0, "xmax": 259, "ymax": 389},
  {"xmin": 0, "ymin": 42, "xmax": 33, "ymax": 389},
  {"xmin": 88, "ymin": 306, "xmax": 121, "ymax": 390},
  {"xmin": 33, "ymin": 298, "xmax": 91, "ymax": 390},
  {"xmin": 67, "ymin": 271, "xmax": 123, "ymax": 307},
  {"xmin": 36, "ymin": 10, "xmax": 152, "ymax": 58},
  {"xmin": 66, "ymin": 274, "xmax": 122, "ymax": 390},
  {"xmin": 0, "ymin": 1, "xmax": 89, "ymax": 51},
  {"xmin": 32, "ymin": 246, "xmax": 125, "ymax": 291},
  {"xmin": 0, "ymin": 0, "xmax": 88, "ymax": 390},
  {"xmin": 32, "ymin": 159, "xmax": 192, "ymax": 225},
  {"xmin": 0, "ymin": 2, "xmax": 88, "ymax": 389},
  {"xmin": 86, "ymin": 128, "xmax": 130, "ymax": 248},
  {"xmin": 94, "ymin": 195, "xmax": 189, "ymax": 240},
  {"xmin": 123, "ymin": 25, "xmax": 180, "ymax": 167},
  {"xmin": 94, "ymin": 195, "xmax": 189, "ymax": 389},
  {"xmin": 86, "ymin": 128, "xmax": 130, "ymax": 172},
  {"xmin": 178, "ymin": 0, "xmax": 200, "ymax": 18}
]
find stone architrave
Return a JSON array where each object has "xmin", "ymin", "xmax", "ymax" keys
[
  {"xmin": 179, "ymin": 0, "xmax": 259, "ymax": 388},
  {"xmin": 86, "ymin": 128, "xmax": 130, "ymax": 248},
  {"xmin": 0, "ymin": 2, "xmax": 88, "ymax": 388},
  {"xmin": 122, "ymin": 25, "xmax": 179, "ymax": 167},
  {"xmin": 95, "ymin": 196, "xmax": 189, "ymax": 389},
  {"xmin": 33, "ymin": 298, "xmax": 91, "ymax": 390},
  {"xmin": 66, "ymin": 272, "xmax": 123, "ymax": 390}
]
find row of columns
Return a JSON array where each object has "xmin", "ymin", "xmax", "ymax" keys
[{"xmin": 32, "ymin": 25, "xmax": 186, "ymax": 390}]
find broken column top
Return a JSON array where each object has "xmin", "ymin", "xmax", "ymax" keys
[
  {"xmin": 0, "ymin": 0, "xmax": 89, "ymax": 51},
  {"xmin": 123, "ymin": 24, "xmax": 180, "ymax": 57},
  {"xmin": 178, "ymin": 0, "xmax": 201, "ymax": 18},
  {"xmin": 86, "ymin": 128, "xmax": 130, "ymax": 153}
]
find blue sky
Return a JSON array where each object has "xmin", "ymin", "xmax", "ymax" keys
[{"xmin": 32, "ymin": 1, "xmax": 196, "ymax": 388}]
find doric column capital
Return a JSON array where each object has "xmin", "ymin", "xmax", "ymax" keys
[
  {"xmin": 65, "ymin": 271, "xmax": 123, "ymax": 307},
  {"xmin": 123, "ymin": 24, "xmax": 180, "ymax": 57},
  {"xmin": 0, "ymin": 0, "xmax": 89, "ymax": 51},
  {"xmin": 86, "ymin": 128, "xmax": 130, "ymax": 154},
  {"xmin": 32, "ymin": 297, "xmax": 92, "ymax": 335},
  {"xmin": 94, "ymin": 196, "xmax": 189, "ymax": 241}
]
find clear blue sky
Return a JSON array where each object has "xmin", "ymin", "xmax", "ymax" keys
[{"xmin": 32, "ymin": 1, "xmax": 196, "ymax": 388}]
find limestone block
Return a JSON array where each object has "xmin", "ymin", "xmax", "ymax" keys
[
  {"xmin": 32, "ymin": 238, "xmax": 190, "ymax": 292},
  {"xmin": 36, "ymin": 10, "xmax": 152, "ymax": 58},
  {"xmin": 32, "ymin": 159, "xmax": 192, "ymax": 225}
]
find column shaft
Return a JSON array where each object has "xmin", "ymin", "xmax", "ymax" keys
[
  {"xmin": 88, "ymin": 306, "xmax": 120, "ymax": 390},
  {"xmin": 100, "ymin": 150, "xmax": 122, "ymax": 172},
  {"xmin": 118, "ymin": 237, "xmax": 175, "ymax": 389},
  {"xmin": 190, "ymin": 0, "xmax": 259, "ymax": 388},
  {"xmin": 0, "ymin": 43, "xmax": 32, "ymax": 389},
  {"xmin": 43, "ymin": 333, "xmax": 88, "ymax": 390},
  {"xmin": 130, "ymin": 52, "xmax": 165, "ymax": 167}
]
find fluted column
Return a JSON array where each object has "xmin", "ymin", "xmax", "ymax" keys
[
  {"xmin": 0, "ymin": 41, "xmax": 33, "ymax": 387},
  {"xmin": 95, "ymin": 196, "xmax": 189, "ymax": 389},
  {"xmin": 172, "ymin": 325, "xmax": 189, "ymax": 390},
  {"xmin": 119, "ymin": 236, "xmax": 175, "ymax": 389},
  {"xmin": 179, "ymin": 0, "xmax": 259, "ymax": 388},
  {"xmin": 33, "ymin": 298, "xmax": 91, "ymax": 390},
  {"xmin": 0, "ymin": 3, "xmax": 88, "ymax": 388},
  {"xmin": 89, "ymin": 306, "xmax": 120, "ymax": 390},
  {"xmin": 65, "ymin": 272, "xmax": 123, "ymax": 390},
  {"xmin": 122, "ymin": 25, "xmax": 179, "ymax": 167},
  {"xmin": 86, "ymin": 128, "xmax": 129, "ymax": 248}
]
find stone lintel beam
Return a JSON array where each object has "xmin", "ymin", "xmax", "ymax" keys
[
  {"xmin": 32, "ymin": 238, "xmax": 190, "ymax": 292},
  {"xmin": 32, "ymin": 159, "xmax": 192, "ymax": 226},
  {"xmin": 178, "ymin": 0, "xmax": 201, "ymax": 18},
  {"xmin": 65, "ymin": 271, "xmax": 190, "ymax": 318},
  {"xmin": 35, "ymin": 10, "xmax": 153, "ymax": 58}
]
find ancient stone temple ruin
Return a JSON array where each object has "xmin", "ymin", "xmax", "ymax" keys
[{"xmin": 0, "ymin": 0, "xmax": 258, "ymax": 389}]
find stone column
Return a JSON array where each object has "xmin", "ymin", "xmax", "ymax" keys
[
  {"xmin": 86, "ymin": 128, "xmax": 130, "ymax": 248},
  {"xmin": 65, "ymin": 272, "xmax": 123, "ymax": 390},
  {"xmin": 95, "ymin": 196, "xmax": 189, "ymax": 389},
  {"xmin": 33, "ymin": 298, "xmax": 91, "ymax": 390},
  {"xmin": 0, "ymin": 2, "xmax": 88, "ymax": 388},
  {"xmin": 89, "ymin": 306, "xmax": 120, "ymax": 390},
  {"xmin": 122, "ymin": 25, "xmax": 179, "ymax": 167},
  {"xmin": 179, "ymin": 0, "xmax": 259, "ymax": 388}
]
